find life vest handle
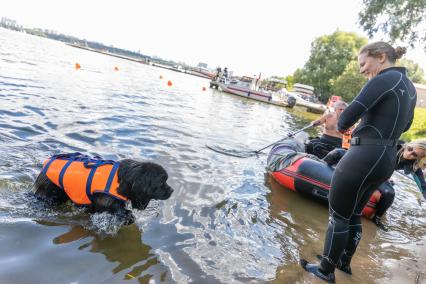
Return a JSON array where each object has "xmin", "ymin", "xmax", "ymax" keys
[
  {"xmin": 52, "ymin": 152, "xmax": 87, "ymax": 160},
  {"xmin": 83, "ymin": 159, "xmax": 115, "ymax": 168}
]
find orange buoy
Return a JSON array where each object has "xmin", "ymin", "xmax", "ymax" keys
[
  {"xmin": 159, "ymin": 75, "xmax": 163, "ymax": 79},
  {"xmin": 202, "ymin": 86, "xmax": 206, "ymax": 91},
  {"xmin": 114, "ymin": 66, "xmax": 119, "ymax": 71},
  {"xmin": 167, "ymin": 80, "xmax": 172, "ymax": 86},
  {"xmin": 75, "ymin": 63, "xmax": 81, "ymax": 69}
]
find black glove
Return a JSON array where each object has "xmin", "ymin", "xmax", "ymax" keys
[
  {"xmin": 322, "ymin": 148, "xmax": 347, "ymax": 166},
  {"xmin": 422, "ymin": 190, "xmax": 426, "ymax": 201}
]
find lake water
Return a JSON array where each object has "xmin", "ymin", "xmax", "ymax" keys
[{"xmin": 0, "ymin": 27, "xmax": 425, "ymax": 284}]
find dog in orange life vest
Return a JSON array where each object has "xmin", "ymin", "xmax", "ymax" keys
[{"xmin": 33, "ymin": 153, "xmax": 174, "ymax": 224}]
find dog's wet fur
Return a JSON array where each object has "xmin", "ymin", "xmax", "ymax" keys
[{"xmin": 33, "ymin": 159, "xmax": 173, "ymax": 224}]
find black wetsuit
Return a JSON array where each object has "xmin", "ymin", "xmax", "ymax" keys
[
  {"xmin": 318, "ymin": 67, "xmax": 417, "ymax": 275},
  {"xmin": 306, "ymin": 134, "xmax": 342, "ymax": 159}
]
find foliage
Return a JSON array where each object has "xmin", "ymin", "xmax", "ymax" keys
[
  {"xmin": 401, "ymin": 107, "xmax": 426, "ymax": 141},
  {"xmin": 284, "ymin": 75, "xmax": 295, "ymax": 90},
  {"xmin": 359, "ymin": 0, "xmax": 426, "ymax": 50},
  {"xmin": 24, "ymin": 28, "xmax": 47, "ymax": 37},
  {"xmin": 398, "ymin": 58, "xmax": 426, "ymax": 83},
  {"xmin": 293, "ymin": 31, "xmax": 368, "ymax": 102},
  {"xmin": 1, "ymin": 20, "xmax": 150, "ymax": 62},
  {"xmin": 330, "ymin": 61, "xmax": 368, "ymax": 102}
]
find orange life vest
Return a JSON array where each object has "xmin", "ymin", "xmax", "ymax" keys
[
  {"xmin": 341, "ymin": 130, "xmax": 352, "ymax": 150},
  {"xmin": 41, "ymin": 153, "xmax": 127, "ymax": 205}
]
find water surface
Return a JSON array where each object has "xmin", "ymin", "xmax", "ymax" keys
[{"xmin": 0, "ymin": 28, "xmax": 425, "ymax": 284}]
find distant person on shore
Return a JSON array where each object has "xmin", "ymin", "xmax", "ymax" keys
[
  {"xmin": 223, "ymin": 67, "xmax": 229, "ymax": 80},
  {"xmin": 300, "ymin": 41, "xmax": 416, "ymax": 283},
  {"xmin": 214, "ymin": 67, "xmax": 222, "ymax": 81},
  {"xmin": 305, "ymin": 101, "xmax": 348, "ymax": 158}
]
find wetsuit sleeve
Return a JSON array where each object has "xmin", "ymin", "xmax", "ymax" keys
[{"xmin": 337, "ymin": 73, "xmax": 399, "ymax": 132}]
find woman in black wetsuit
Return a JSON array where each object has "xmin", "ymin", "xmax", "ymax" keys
[{"xmin": 300, "ymin": 41, "xmax": 417, "ymax": 283}]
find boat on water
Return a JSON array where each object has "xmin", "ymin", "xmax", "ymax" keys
[
  {"xmin": 288, "ymin": 91, "xmax": 327, "ymax": 114},
  {"xmin": 285, "ymin": 83, "xmax": 327, "ymax": 114},
  {"xmin": 210, "ymin": 76, "xmax": 296, "ymax": 108},
  {"xmin": 266, "ymin": 134, "xmax": 383, "ymax": 218},
  {"xmin": 187, "ymin": 67, "xmax": 216, "ymax": 79}
]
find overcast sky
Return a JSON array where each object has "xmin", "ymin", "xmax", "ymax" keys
[{"xmin": 2, "ymin": 0, "xmax": 426, "ymax": 78}]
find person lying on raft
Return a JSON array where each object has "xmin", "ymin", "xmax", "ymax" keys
[
  {"xmin": 323, "ymin": 139, "xmax": 426, "ymax": 231},
  {"xmin": 305, "ymin": 101, "xmax": 348, "ymax": 158}
]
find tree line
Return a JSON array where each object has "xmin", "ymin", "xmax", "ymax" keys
[
  {"xmin": 281, "ymin": 0, "xmax": 426, "ymax": 103},
  {"xmin": 285, "ymin": 30, "xmax": 425, "ymax": 103}
]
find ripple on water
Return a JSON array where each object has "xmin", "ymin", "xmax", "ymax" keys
[
  {"xmin": 1, "ymin": 29, "xmax": 425, "ymax": 283},
  {"xmin": 24, "ymin": 105, "xmax": 45, "ymax": 116},
  {"xmin": 0, "ymin": 109, "xmax": 28, "ymax": 117}
]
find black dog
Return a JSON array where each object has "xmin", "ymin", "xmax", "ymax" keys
[{"xmin": 34, "ymin": 154, "xmax": 173, "ymax": 224}]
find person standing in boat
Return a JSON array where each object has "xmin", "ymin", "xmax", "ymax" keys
[
  {"xmin": 223, "ymin": 67, "xmax": 229, "ymax": 80},
  {"xmin": 305, "ymin": 101, "xmax": 348, "ymax": 158},
  {"xmin": 214, "ymin": 67, "xmax": 222, "ymax": 81},
  {"xmin": 300, "ymin": 41, "xmax": 417, "ymax": 283}
]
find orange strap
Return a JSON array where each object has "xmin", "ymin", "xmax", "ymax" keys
[{"xmin": 341, "ymin": 131, "xmax": 352, "ymax": 149}]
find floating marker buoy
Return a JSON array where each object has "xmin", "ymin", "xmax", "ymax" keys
[
  {"xmin": 159, "ymin": 75, "xmax": 163, "ymax": 79},
  {"xmin": 167, "ymin": 80, "xmax": 172, "ymax": 86},
  {"xmin": 75, "ymin": 63, "xmax": 81, "ymax": 69},
  {"xmin": 202, "ymin": 86, "xmax": 206, "ymax": 91},
  {"xmin": 126, "ymin": 274, "xmax": 135, "ymax": 279},
  {"xmin": 114, "ymin": 66, "xmax": 119, "ymax": 71}
]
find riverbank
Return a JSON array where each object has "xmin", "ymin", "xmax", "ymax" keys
[{"xmin": 401, "ymin": 107, "xmax": 426, "ymax": 141}]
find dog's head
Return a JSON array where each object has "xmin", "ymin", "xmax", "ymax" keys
[{"xmin": 118, "ymin": 160, "xmax": 174, "ymax": 210}]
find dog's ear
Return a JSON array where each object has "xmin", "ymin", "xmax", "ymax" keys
[
  {"xmin": 117, "ymin": 160, "xmax": 173, "ymax": 209},
  {"xmin": 129, "ymin": 192, "xmax": 151, "ymax": 210},
  {"xmin": 136, "ymin": 162, "xmax": 173, "ymax": 200}
]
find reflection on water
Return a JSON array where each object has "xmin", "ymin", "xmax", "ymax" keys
[{"xmin": 0, "ymin": 27, "xmax": 425, "ymax": 283}]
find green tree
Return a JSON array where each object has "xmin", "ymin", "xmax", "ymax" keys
[
  {"xmin": 292, "ymin": 68, "xmax": 306, "ymax": 89},
  {"xmin": 330, "ymin": 61, "xmax": 368, "ymax": 102},
  {"xmin": 293, "ymin": 31, "xmax": 367, "ymax": 102},
  {"xmin": 398, "ymin": 58, "xmax": 426, "ymax": 83},
  {"xmin": 284, "ymin": 75, "xmax": 295, "ymax": 90},
  {"xmin": 359, "ymin": 0, "xmax": 426, "ymax": 50}
]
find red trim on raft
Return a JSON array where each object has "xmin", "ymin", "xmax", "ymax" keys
[{"xmin": 270, "ymin": 157, "xmax": 382, "ymax": 219}]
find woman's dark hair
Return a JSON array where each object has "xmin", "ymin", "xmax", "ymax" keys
[{"xmin": 359, "ymin": 41, "xmax": 407, "ymax": 63}]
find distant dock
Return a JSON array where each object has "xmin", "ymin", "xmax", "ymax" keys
[{"xmin": 66, "ymin": 43, "xmax": 213, "ymax": 80}]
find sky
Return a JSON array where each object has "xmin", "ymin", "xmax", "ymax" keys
[{"xmin": 2, "ymin": 0, "xmax": 426, "ymax": 78}]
